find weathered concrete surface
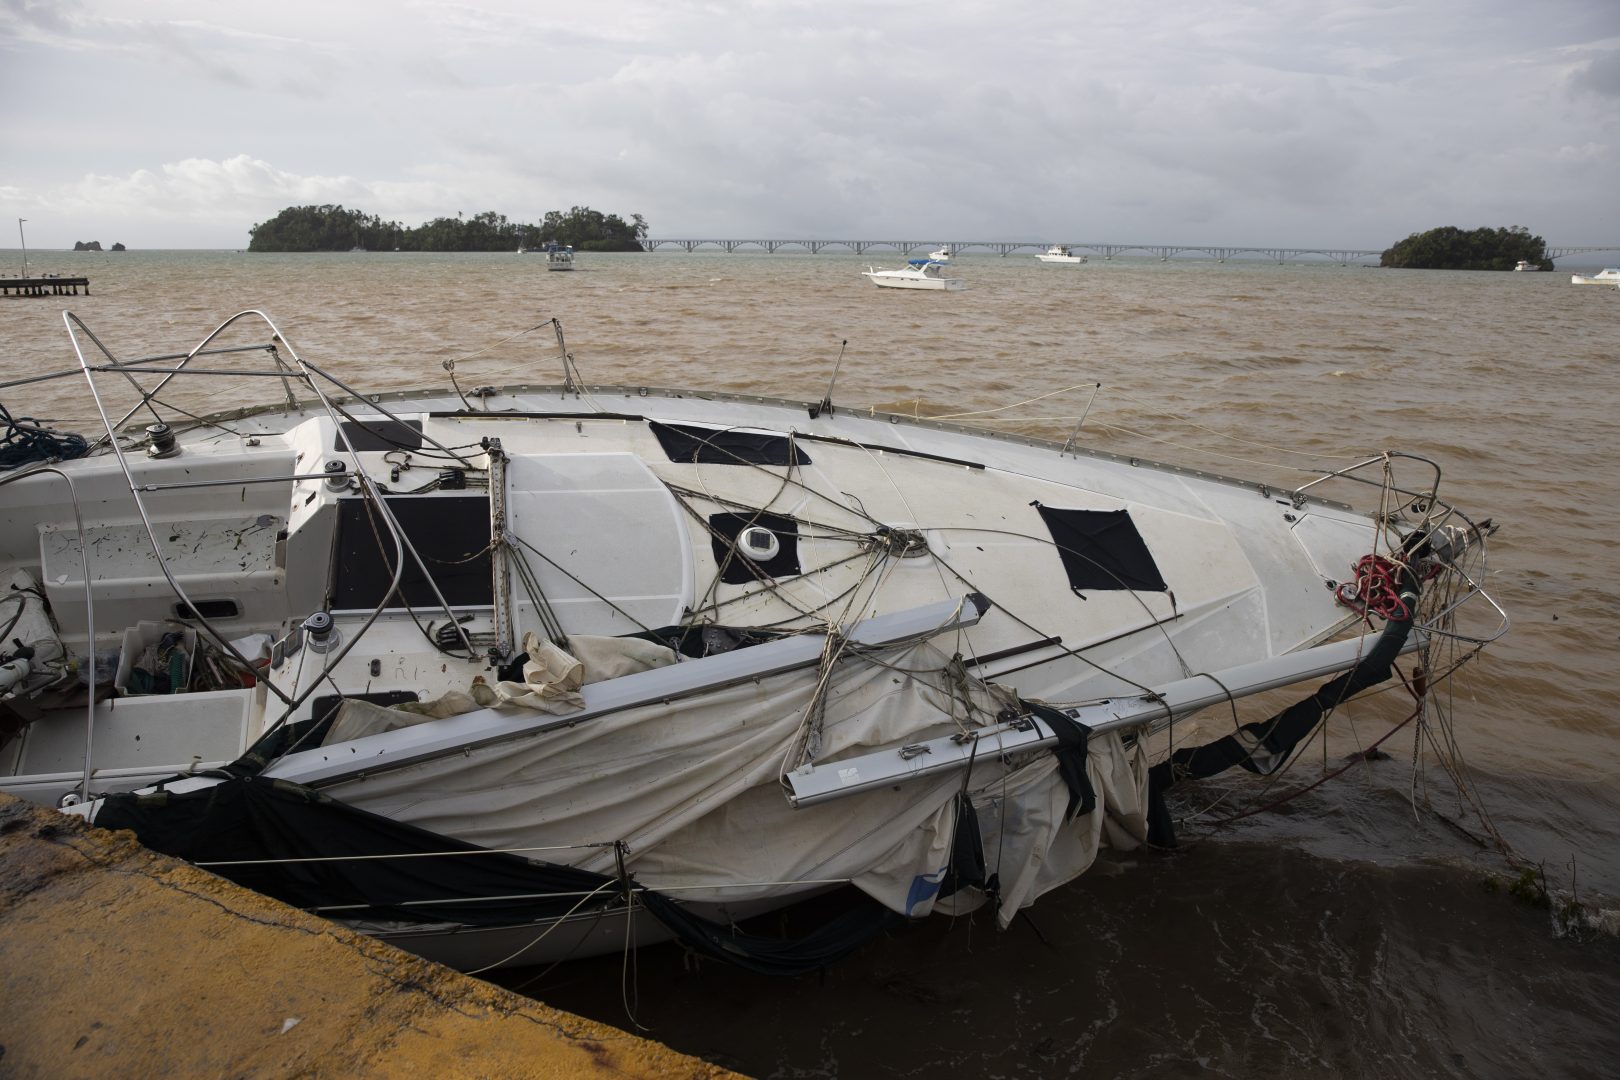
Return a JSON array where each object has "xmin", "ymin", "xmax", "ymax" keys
[{"xmin": 0, "ymin": 793, "xmax": 742, "ymax": 1079}]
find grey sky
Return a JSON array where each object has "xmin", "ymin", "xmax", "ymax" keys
[{"xmin": 2, "ymin": 0, "xmax": 1616, "ymax": 249}]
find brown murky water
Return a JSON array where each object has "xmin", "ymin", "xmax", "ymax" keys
[{"xmin": 4, "ymin": 248, "xmax": 1618, "ymax": 1077}]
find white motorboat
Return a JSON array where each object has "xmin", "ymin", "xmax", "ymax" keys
[
  {"xmin": 1514, "ymin": 260, "xmax": 1540, "ymax": 272},
  {"xmin": 1570, "ymin": 268, "xmax": 1620, "ymax": 285},
  {"xmin": 862, "ymin": 259, "xmax": 965, "ymax": 291},
  {"xmin": 928, "ymin": 246, "xmax": 954, "ymax": 263},
  {"xmin": 544, "ymin": 243, "xmax": 575, "ymax": 271},
  {"xmin": 1035, "ymin": 245, "xmax": 1087, "ymax": 264},
  {"xmin": 0, "ymin": 310, "xmax": 1502, "ymax": 973}
]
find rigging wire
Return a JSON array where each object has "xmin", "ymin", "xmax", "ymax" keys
[
  {"xmin": 650, "ymin": 416, "xmax": 1203, "ymax": 713},
  {"xmin": 506, "ymin": 539, "xmax": 568, "ymax": 645},
  {"xmin": 1154, "ymin": 462, "xmax": 1503, "ymax": 851}
]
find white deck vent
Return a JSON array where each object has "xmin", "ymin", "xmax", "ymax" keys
[{"xmin": 738, "ymin": 526, "xmax": 781, "ymax": 562}]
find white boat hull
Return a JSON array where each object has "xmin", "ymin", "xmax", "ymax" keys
[{"xmin": 865, "ymin": 273, "xmax": 964, "ymax": 290}]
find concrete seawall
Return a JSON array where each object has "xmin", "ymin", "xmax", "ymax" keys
[{"xmin": 0, "ymin": 793, "xmax": 741, "ymax": 1079}]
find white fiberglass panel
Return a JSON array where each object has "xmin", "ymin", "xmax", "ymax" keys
[
  {"xmin": 504, "ymin": 453, "xmax": 691, "ymax": 637},
  {"xmin": 1290, "ymin": 511, "xmax": 1380, "ymax": 587}
]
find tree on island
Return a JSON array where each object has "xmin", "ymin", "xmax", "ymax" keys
[
  {"xmin": 1380, "ymin": 226, "xmax": 1552, "ymax": 271},
  {"xmin": 248, "ymin": 204, "xmax": 647, "ymax": 253}
]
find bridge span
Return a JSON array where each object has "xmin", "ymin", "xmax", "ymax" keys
[
  {"xmin": 643, "ymin": 239, "xmax": 1620, "ymax": 264},
  {"xmin": 642, "ymin": 238, "xmax": 1383, "ymax": 262}
]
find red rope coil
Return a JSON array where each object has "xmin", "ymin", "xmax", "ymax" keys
[{"xmin": 1336, "ymin": 554, "xmax": 1410, "ymax": 621}]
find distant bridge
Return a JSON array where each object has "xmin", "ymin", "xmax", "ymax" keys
[
  {"xmin": 643, "ymin": 239, "xmax": 1620, "ymax": 264},
  {"xmin": 1545, "ymin": 245, "xmax": 1620, "ymax": 260}
]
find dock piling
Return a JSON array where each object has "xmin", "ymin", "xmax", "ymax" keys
[{"xmin": 1, "ymin": 276, "xmax": 91, "ymax": 297}]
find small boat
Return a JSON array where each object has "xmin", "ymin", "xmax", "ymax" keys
[
  {"xmin": 0, "ymin": 309, "xmax": 1502, "ymax": 974},
  {"xmin": 928, "ymin": 246, "xmax": 954, "ymax": 263},
  {"xmin": 1035, "ymin": 245, "xmax": 1087, "ymax": 264},
  {"xmin": 1514, "ymin": 260, "xmax": 1540, "ymax": 272},
  {"xmin": 862, "ymin": 259, "xmax": 965, "ymax": 291},
  {"xmin": 1570, "ymin": 268, "xmax": 1620, "ymax": 285},
  {"xmin": 545, "ymin": 243, "xmax": 575, "ymax": 271}
]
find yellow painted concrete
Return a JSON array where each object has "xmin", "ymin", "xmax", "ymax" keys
[{"xmin": 0, "ymin": 793, "xmax": 742, "ymax": 1079}]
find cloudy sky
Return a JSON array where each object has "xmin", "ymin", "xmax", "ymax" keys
[{"xmin": 2, "ymin": 0, "xmax": 1616, "ymax": 249}]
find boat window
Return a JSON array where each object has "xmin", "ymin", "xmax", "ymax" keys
[
  {"xmin": 650, "ymin": 421, "xmax": 811, "ymax": 466},
  {"xmin": 334, "ymin": 419, "xmax": 424, "ymax": 452},
  {"xmin": 709, "ymin": 511, "xmax": 801, "ymax": 583},
  {"xmin": 1035, "ymin": 504, "xmax": 1168, "ymax": 593},
  {"xmin": 330, "ymin": 495, "xmax": 493, "ymax": 609},
  {"xmin": 173, "ymin": 599, "xmax": 240, "ymax": 621}
]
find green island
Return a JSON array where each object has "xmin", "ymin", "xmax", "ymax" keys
[
  {"xmin": 247, "ymin": 204, "xmax": 647, "ymax": 253},
  {"xmin": 1379, "ymin": 225, "xmax": 1552, "ymax": 270}
]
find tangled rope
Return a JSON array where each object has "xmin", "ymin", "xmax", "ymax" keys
[
  {"xmin": 1336, "ymin": 553, "xmax": 1411, "ymax": 621},
  {"xmin": 0, "ymin": 402, "xmax": 89, "ymax": 470}
]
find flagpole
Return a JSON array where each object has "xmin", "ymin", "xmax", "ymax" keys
[{"xmin": 17, "ymin": 219, "xmax": 28, "ymax": 278}]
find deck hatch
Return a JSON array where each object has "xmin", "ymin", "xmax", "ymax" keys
[
  {"xmin": 335, "ymin": 419, "xmax": 423, "ymax": 453},
  {"xmin": 331, "ymin": 495, "xmax": 493, "ymax": 609},
  {"xmin": 709, "ymin": 511, "xmax": 801, "ymax": 583},
  {"xmin": 650, "ymin": 421, "xmax": 811, "ymax": 466},
  {"xmin": 1035, "ymin": 504, "xmax": 1168, "ymax": 593}
]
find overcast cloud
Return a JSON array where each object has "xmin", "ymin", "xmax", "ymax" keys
[{"xmin": 1, "ymin": 0, "xmax": 1616, "ymax": 249}]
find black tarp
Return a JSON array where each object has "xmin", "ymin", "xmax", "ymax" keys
[
  {"xmin": 93, "ymin": 775, "xmax": 613, "ymax": 926},
  {"xmin": 1035, "ymin": 504, "xmax": 1168, "ymax": 593},
  {"xmin": 709, "ymin": 511, "xmax": 802, "ymax": 584},
  {"xmin": 330, "ymin": 495, "xmax": 493, "ymax": 609},
  {"xmin": 334, "ymin": 419, "xmax": 423, "ymax": 452},
  {"xmin": 93, "ymin": 775, "xmax": 903, "ymax": 976},
  {"xmin": 650, "ymin": 421, "xmax": 811, "ymax": 466}
]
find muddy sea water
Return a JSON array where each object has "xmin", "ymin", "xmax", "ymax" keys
[{"xmin": 3, "ymin": 249, "xmax": 1618, "ymax": 1078}]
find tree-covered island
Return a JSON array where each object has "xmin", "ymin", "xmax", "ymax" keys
[
  {"xmin": 1380, "ymin": 225, "xmax": 1552, "ymax": 271},
  {"xmin": 248, "ymin": 205, "xmax": 647, "ymax": 252}
]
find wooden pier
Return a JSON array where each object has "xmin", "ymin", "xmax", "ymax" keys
[{"xmin": 1, "ymin": 276, "xmax": 90, "ymax": 297}]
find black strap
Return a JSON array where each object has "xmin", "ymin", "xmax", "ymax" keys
[{"xmin": 1026, "ymin": 701, "xmax": 1098, "ymax": 820}]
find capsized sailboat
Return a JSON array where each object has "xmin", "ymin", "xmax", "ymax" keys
[{"xmin": 0, "ymin": 310, "xmax": 1504, "ymax": 972}]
